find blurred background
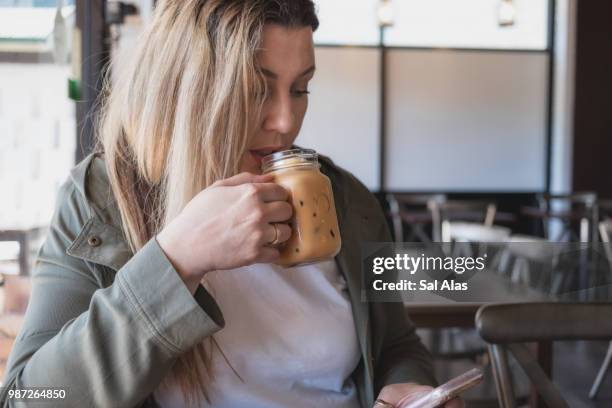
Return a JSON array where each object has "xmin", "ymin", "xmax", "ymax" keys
[{"xmin": 1, "ymin": 0, "xmax": 612, "ymax": 406}]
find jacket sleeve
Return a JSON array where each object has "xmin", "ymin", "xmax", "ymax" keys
[
  {"xmin": 1, "ymin": 180, "xmax": 224, "ymax": 407},
  {"xmin": 372, "ymin": 300, "xmax": 438, "ymax": 392},
  {"xmin": 369, "ymin": 198, "xmax": 438, "ymax": 393}
]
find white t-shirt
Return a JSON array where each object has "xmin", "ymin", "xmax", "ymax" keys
[{"xmin": 154, "ymin": 260, "xmax": 362, "ymax": 408}]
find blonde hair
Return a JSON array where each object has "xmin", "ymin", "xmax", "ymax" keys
[{"xmin": 97, "ymin": 0, "xmax": 318, "ymax": 405}]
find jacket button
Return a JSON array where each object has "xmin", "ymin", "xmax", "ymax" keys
[{"xmin": 88, "ymin": 236, "xmax": 102, "ymax": 247}]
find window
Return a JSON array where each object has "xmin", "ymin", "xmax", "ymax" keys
[
  {"xmin": 385, "ymin": 0, "xmax": 549, "ymax": 49},
  {"xmin": 313, "ymin": 0, "xmax": 549, "ymax": 50},
  {"xmin": 0, "ymin": 3, "xmax": 76, "ymax": 231},
  {"xmin": 313, "ymin": 0, "xmax": 380, "ymax": 46}
]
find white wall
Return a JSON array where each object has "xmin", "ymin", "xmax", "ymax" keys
[
  {"xmin": 385, "ymin": 50, "xmax": 548, "ymax": 191},
  {"xmin": 298, "ymin": 47, "xmax": 381, "ymax": 190}
]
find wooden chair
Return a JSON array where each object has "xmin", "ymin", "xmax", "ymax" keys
[
  {"xmin": 522, "ymin": 192, "xmax": 598, "ymax": 243},
  {"xmin": 476, "ymin": 303, "xmax": 612, "ymax": 407},
  {"xmin": 597, "ymin": 199, "xmax": 612, "ymax": 221},
  {"xmin": 589, "ymin": 220, "xmax": 612, "ymax": 398},
  {"xmin": 428, "ymin": 200, "xmax": 497, "ymax": 243},
  {"xmin": 386, "ymin": 193, "xmax": 446, "ymax": 244},
  {"xmin": 499, "ymin": 235, "xmax": 567, "ymax": 294}
]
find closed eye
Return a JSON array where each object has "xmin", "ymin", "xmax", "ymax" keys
[{"xmin": 291, "ymin": 89, "xmax": 310, "ymax": 97}]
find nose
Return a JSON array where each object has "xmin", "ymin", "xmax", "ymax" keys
[{"xmin": 262, "ymin": 91, "xmax": 294, "ymax": 135}]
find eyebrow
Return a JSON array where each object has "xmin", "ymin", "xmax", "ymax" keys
[{"xmin": 261, "ymin": 65, "xmax": 316, "ymax": 80}]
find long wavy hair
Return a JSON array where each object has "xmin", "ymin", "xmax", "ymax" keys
[{"xmin": 97, "ymin": 0, "xmax": 318, "ymax": 405}]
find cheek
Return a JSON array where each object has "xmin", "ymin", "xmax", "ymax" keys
[
  {"xmin": 290, "ymin": 98, "xmax": 309, "ymax": 137},
  {"xmin": 239, "ymin": 152, "xmax": 260, "ymax": 174},
  {"xmin": 296, "ymin": 96, "xmax": 308, "ymax": 120}
]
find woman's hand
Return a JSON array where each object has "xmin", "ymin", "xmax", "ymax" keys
[
  {"xmin": 376, "ymin": 383, "xmax": 464, "ymax": 408},
  {"xmin": 157, "ymin": 172, "xmax": 293, "ymax": 293}
]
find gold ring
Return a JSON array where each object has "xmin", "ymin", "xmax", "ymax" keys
[
  {"xmin": 269, "ymin": 223, "xmax": 280, "ymax": 246},
  {"xmin": 374, "ymin": 399, "xmax": 394, "ymax": 408}
]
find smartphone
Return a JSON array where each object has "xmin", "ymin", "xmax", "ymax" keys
[{"xmin": 397, "ymin": 367, "xmax": 484, "ymax": 408}]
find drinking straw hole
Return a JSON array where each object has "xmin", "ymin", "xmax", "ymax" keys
[
  {"xmin": 299, "ymin": 200, "xmax": 304, "ymax": 207},
  {"xmin": 330, "ymin": 229, "xmax": 335, "ymax": 238}
]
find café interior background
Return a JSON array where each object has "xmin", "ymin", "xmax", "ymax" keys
[
  {"xmin": 1, "ymin": 0, "xmax": 612, "ymax": 406},
  {"xmin": 0, "ymin": 0, "xmax": 580, "ymax": 232},
  {"xmin": 2, "ymin": 0, "xmax": 610, "ymax": 238}
]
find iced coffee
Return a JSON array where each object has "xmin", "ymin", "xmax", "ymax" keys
[{"xmin": 262, "ymin": 149, "xmax": 341, "ymax": 266}]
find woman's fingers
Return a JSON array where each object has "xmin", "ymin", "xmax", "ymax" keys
[
  {"xmin": 264, "ymin": 223, "xmax": 292, "ymax": 245},
  {"xmin": 216, "ymin": 172, "xmax": 272, "ymax": 187},
  {"xmin": 253, "ymin": 182, "xmax": 289, "ymax": 202},
  {"xmin": 255, "ymin": 246, "xmax": 281, "ymax": 264},
  {"xmin": 263, "ymin": 201, "xmax": 293, "ymax": 223},
  {"xmin": 215, "ymin": 174, "xmax": 288, "ymax": 203}
]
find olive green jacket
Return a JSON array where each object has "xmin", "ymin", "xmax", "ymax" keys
[{"xmin": 1, "ymin": 153, "xmax": 435, "ymax": 407}]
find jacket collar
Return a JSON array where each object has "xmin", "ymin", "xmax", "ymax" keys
[{"xmin": 66, "ymin": 153, "xmax": 133, "ymax": 271}]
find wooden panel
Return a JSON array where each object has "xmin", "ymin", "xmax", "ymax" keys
[{"xmin": 572, "ymin": 1, "xmax": 612, "ymax": 198}]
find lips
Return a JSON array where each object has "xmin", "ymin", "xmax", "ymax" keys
[{"xmin": 249, "ymin": 147, "xmax": 283, "ymax": 167}]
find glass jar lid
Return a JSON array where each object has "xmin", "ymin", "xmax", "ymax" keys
[{"xmin": 261, "ymin": 148, "xmax": 319, "ymax": 174}]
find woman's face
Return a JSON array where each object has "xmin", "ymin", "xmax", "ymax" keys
[{"xmin": 240, "ymin": 24, "xmax": 316, "ymax": 174}]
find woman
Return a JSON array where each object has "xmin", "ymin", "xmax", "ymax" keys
[{"xmin": 2, "ymin": 1, "xmax": 462, "ymax": 407}]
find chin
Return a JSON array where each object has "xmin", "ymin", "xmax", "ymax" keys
[{"xmin": 239, "ymin": 159, "xmax": 262, "ymax": 175}]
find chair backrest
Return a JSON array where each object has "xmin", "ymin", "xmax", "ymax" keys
[
  {"xmin": 386, "ymin": 193, "xmax": 446, "ymax": 242},
  {"xmin": 538, "ymin": 192, "xmax": 599, "ymax": 242},
  {"xmin": 538, "ymin": 192, "xmax": 598, "ymax": 210},
  {"xmin": 600, "ymin": 220, "xmax": 612, "ymax": 266},
  {"xmin": 598, "ymin": 200, "xmax": 612, "ymax": 221},
  {"xmin": 394, "ymin": 193, "xmax": 447, "ymax": 207},
  {"xmin": 476, "ymin": 303, "xmax": 612, "ymax": 408},
  {"xmin": 386, "ymin": 194, "xmax": 402, "ymax": 242},
  {"xmin": 428, "ymin": 200, "xmax": 497, "ymax": 242}
]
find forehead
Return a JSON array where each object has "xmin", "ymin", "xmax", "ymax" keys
[{"xmin": 257, "ymin": 25, "xmax": 315, "ymax": 75}]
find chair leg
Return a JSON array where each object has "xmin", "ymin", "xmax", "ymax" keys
[
  {"xmin": 589, "ymin": 341, "xmax": 612, "ymax": 399},
  {"xmin": 413, "ymin": 224, "xmax": 434, "ymax": 247},
  {"xmin": 511, "ymin": 258, "xmax": 527, "ymax": 285},
  {"xmin": 550, "ymin": 267, "xmax": 567, "ymax": 295},
  {"xmin": 488, "ymin": 344, "xmax": 517, "ymax": 408},
  {"xmin": 494, "ymin": 248, "xmax": 512, "ymax": 276}
]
